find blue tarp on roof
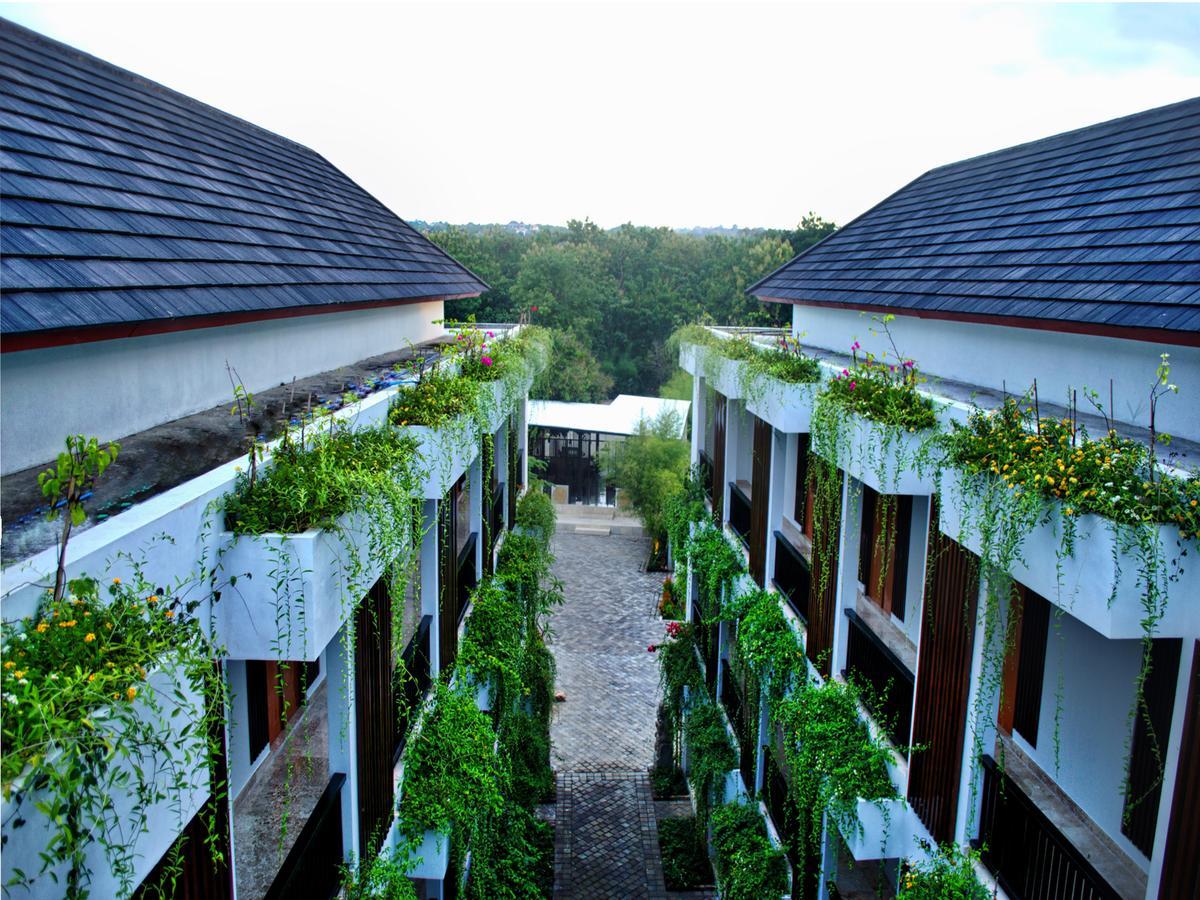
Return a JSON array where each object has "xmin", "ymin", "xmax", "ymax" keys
[
  {"xmin": 749, "ymin": 98, "xmax": 1200, "ymax": 335},
  {"xmin": 0, "ymin": 18, "xmax": 486, "ymax": 335}
]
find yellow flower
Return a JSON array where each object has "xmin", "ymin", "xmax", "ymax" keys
[
  {"xmin": 113, "ymin": 577, "xmax": 121, "ymax": 585},
  {"xmin": 64, "ymin": 620, "xmax": 76, "ymax": 627},
  {"xmin": 13, "ymin": 671, "xmax": 25, "ymax": 679},
  {"xmin": 1192, "ymin": 500, "xmax": 1198, "ymax": 508},
  {"xmin": 147, "ymin": 595, "xmax": 159, "ymax": 605},
  {"xmin": 1045, "ymin": 476, "xmax": 1055, "ymax": 486},
  {"xmin": 112, "ymin": 692, "xmax": 120, "ymax": 700},
  {"xmin": 3, "ymin": 661, "xmax": 13, "ymax": 670},
  {"xmin": 126, "ymin": 687, "xmax": 137, "ymax": 701},
  {"xmin": 1065, "ymin": 507, "xmax": 1074, "ymax": 516},
  {"xmin": 84, "ymin": 633, "xmax": 95, "ymax": 643},
  {"xmin": 88, "ymin": 673, "xmax": 97, "ymax": 682},
  {"xmin": 36, "ymin": 622, "xmax": 49, "ymax": 633},
  {"xmin": 164, "ymin": 610, "xmax": 174, "ymax": 618}
]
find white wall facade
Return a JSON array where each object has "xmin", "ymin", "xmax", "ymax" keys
[
  {"xmin": 790, "ymin": 305, "xmax": 1200, "ymax": 444},
  {"xmin": 1, "ymin": 300, "xmax": 444, "ymax": 475}
]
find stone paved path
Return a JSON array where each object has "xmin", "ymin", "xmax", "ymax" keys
[{"xmin": 547, "ymin": 532, "xmax": 670, "ymax": 898}]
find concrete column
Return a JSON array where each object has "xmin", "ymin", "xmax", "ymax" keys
[
  {"xmin": 691, "ymin": 374, "xmax": 705, "ymax": 467},
  {"xmin": 1146, "ymin": 638, "xmax": 1197, "ymax": 898},
  {"xmin": 325, "ymin": 621, "xmax": 359, "ymax": 865},
  {"xmin": 953, "ymin": 576, "xmax": 1008, "ymax": 844},
  {"xmin": 470, "ymin": 452, "xmax": 483, "ymax": 574},
  {"xmin": 722, "ymin": 401, "xmax": 739, "ymax": 527},
  {"xmin": 830, "ymin": 471, "xmax": 857, "ymax": 677},
  {"xmin": 494, "ymin": 425, "xmax": 509, "ymax": 529},
  {"xmin": 419, "ymin": 499, "xmax": 441, "ymax": 676},
  {"xmin": 518, "ymin": 396, "xmax": 529, "ymax": 491}
]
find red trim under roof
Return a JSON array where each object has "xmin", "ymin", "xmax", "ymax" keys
[
  {"xmin": 757, "ymin": 297, "xmax": 1200, "ymax": 349},
  {"xmin": 0, "ymin": 294, "xmax": 480, "ymax": 353}
]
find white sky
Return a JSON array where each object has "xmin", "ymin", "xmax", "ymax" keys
[{"xmin": 3, "ymin": 1, "xmax": 1199, "ymax": 229}]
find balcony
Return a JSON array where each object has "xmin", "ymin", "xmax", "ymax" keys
[
  {"xmin": 728, "ymin": 480, "xmax": 752, "ymax": 548},
  {"xmin": 842, "ymin": 606, "xmax": 915, "ymax": 751},
  {"xmin": 393, "ymin": 615, "xmax": 433, "ymax": 763},
  {"xmin": 976, "ymin": 747, "xmax": 1142, "ymax": 900},
  {"xmin": 772, "ymin": 528, "xmax": 811, "ymax": 623}
]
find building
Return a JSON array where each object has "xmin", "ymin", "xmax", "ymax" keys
[
  {"xmin": 675, "ymin": 98, "xmax": 1200, "ymax": 899},
  {"xmin": 0, "ymin": 19, "xmax": 539, "ymax": 899},
  {"xmin": 529, "ymin": 394, "xmax": 690, "ymax": 504}
]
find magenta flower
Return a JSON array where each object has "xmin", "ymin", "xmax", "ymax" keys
[
  {"xmin": 486, "ymin": 330, "xmax": 494, "ymax": 337},
  {"xmin": 482, "ymin": 356, "xmax": 493, "ymax": 367},
  {"xmin": 903, "ymin": 359, "xmax": 915, "ymax": 368},
  {"xmin": 849, "ymin": 381, "xmax": 857, "ymax": 391},
  {"xmin": 851, "ymin": 341, "xmax": 860, "ymax": 351},
  {"xmin": 842, "ymin": 368, "xmax": 850, "ymax": 377}
]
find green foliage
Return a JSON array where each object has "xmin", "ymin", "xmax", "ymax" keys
[
  {"xmin": 730, "ymin": 588, "xmax": 805, "ymax": 694},
  {"xmin": 398, "ymin": 683, "xmax": 504, "ymax": 843},
  {"xmin": 464, "ymin": 801, "xmax": 553, "ymax": 900},
  {"xmin": 944, "ymin": 396, "xmax": 1200, "ymax": 535},
  {"xmin": 774, "ymin": 677, "xmax": 896, "ymax": 835},
  {"xmin": 601, "ymin": 410, "xmax": 690, "ymax": 544},
  {"xmin": 656, "ymin": 622, "xmax": 704, "ymax": 757},
  {"xmin": 532, "ymin": 329, "xmax": 614, "ymax": 402},
  {"xmin": 657, "ymin": 816, "xmax": 713, "ymax": 890},
  {"xmin": 458, "ymin": 578, "xmax": 525, "ymax": 711},
  {"xmin": 513, "ymin": 486, "xmax": 556, "ymax": 548},
  {"xmin": 683, "ymin": 699, "xmax": 737, "ymax": 820},
  {"xmin": 663, "ymin": 465, "xmax": 709, "ymax": 558},
  {"xmin": 709, "ymin": 802, "xmax": 789, "ymax": 900},
  {"xmin": 822, "ymin": 358, "xmax": 937, "ymax": 433},
  {"xmin": 428, "ymin": 218, "xmax": 837, "ymax": 394},
  {"xmin": 1, "ymin": 568, "xmax": 222, "ymax": 898},
  {"xmin": 659, "ymin": 575, "xmax": 684, "ymax": 620},
  {"xmin": 685, "ymin": 524, "xmax": 746, "ymax": 611},
  {"xmin": 224, "ymin": 425, "xmax": 418, "ymax": 534},
  {"xmin": 898, "ymin": 842, "xmax": 991, "ymax": 899},
  {"xmin": 658, "ymin": 368, "xmax": 694, "ymax": 402},
  {"xmin": 339, "ymin": 849, "xmax": 420, "ymax": 900},
  {"xmin": 743, "ymin": 333, "xmax": 822, "ymax": 384},
  {"xmin": 389, "ymin": 368, "xmax": 481, "ymax": 428},
  {"xmin": 38, "ymin": 434, "xmax": 120, "ymax": 601}
]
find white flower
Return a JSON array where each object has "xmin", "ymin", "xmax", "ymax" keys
[
  {"xmin": 17, "ymin": 678, "xmax": 28, "ymax": 686},
  {"xmin": 49, "ymin": 673, "xmax": 58, "ymax": 681},
  {"xmin": 5, "ymin": 695, "xmax": 16, "ymax": 706},
  {"xmin": 15, "ymin": 633, "xmax": 27, "ymax": 641}
]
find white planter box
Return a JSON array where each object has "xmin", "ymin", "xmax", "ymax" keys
[
  {"xmin": 219, "ymin": 510, "xmax": 382, "ymax": 660},
  {"xmin": 746, "ymin": 379, "xmax": 821, "ymax": 434},
  {"xmin": 722, "ymin": 769, "xmax": 749, "ymax": 804},
  {"xmin": 838, "ymin": 796, "xmax": 913, "ymax": 860},
  {"xmin": 814, "ymin": 412, "xmax": 937, "ymax": 495},
  {"xmin": 938, "ymin": 470, "xmax": 1199, "ymax": 639},
  {"xmin": 406, "ymin": 826, "xmax": 451, "ymax": 880},
  {"xmin": 678, "ymin": 343, "xmax": 748, "ymax": 400},
  {"xmin": 407, "ymin": 423, "xmax": 479, "ymax": 498},
  {"xmin": 1, "ymin": 663, "xmax": 209, "ymax": 897}
]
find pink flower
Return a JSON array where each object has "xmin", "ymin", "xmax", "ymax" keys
[
  {"xmin": 849, "ymin": 381, "xmax": 857, "ymax": 391},
  {"xmin": 903, "ymin": 359, "xmax": 914, "ymax": 368},
  {"xmin": 486, "ymin": 330, "xmax": 494, "ymax": 338},
  {"xmin": 647, "ymin": 644, "xmax": 658, "ymax": 653},
  {"xmin": 482, "ymin": 356, "xmax": 493, "ymax": 367},
  {"xmin": 851, "ymin": 341, "xmax": 860, "ymax": 351},
  {"xmin": 842, "ymin": 368, "xmax": 850, "ymax": 377},
  {"xmin": 666, "ymin": 621, "xmax": 682, "ymax": 638},
  {"xmin": 531, "ymin": 306, "xmax": 538, "ymax": 312}
]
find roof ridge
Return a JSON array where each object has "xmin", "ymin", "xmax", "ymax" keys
[{"xmin": 0, "ymin": 16, "xmax": 315, "ymax": 155}]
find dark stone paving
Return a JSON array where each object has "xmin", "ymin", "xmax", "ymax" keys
[{"xmin": 547, "ymin": 532, "xmax": 671, "ymax": 898}]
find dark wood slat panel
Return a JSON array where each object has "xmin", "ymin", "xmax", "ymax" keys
[
  {"xmin": 1158, "ymin": 641, "xmax": 1200, "ymax": 900},
  {"xmin": 750, "ymin": 414, "xmax": 772, "ymax": 586},
  {"xmin": 793, "ymin": 434, "xmax": 810, "ymax": 525},
  {"xmin": 1013, "ymin": 586, "xmax": 1051, "ymax": 747},
  {"xmin": 843, "ymin": 608, "xmax": 914, "ymax": 751},
  {"xmin": 908, "ymin": 524, "xmax": 979, "ymax": 843},
  {"xmin": 355, "ymin": 577, "xmax": 396, "ymax": 854},
  {"xmin": 1122, "ymin": 638, "xmax": 1182, "ymax": 856},
  {"xmin": 711, "ymin": 393, "xmax": 727, "ymax": 522}
]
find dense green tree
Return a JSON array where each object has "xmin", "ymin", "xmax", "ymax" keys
[
  {"xmin": 600, "ymin": 410, "xmax": 689, "ymax": 546},
  {"xmin": 421, "ymin": 216, "xmax": 837, "ymax": 395},
  {"xmin": 531, "ymin": 331, "xmax": 614, "ymax": 403}
]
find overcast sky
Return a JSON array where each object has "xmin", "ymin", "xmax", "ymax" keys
[{"xmin": 4, "ymin": 1, "xmax": 1199, "ymax": 229}]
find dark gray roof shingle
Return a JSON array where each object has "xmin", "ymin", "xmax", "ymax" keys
[
  {"xmin": 0, "ymin": 18, "xmax": 486, "ymax": 335},
  {"xmin": 749, "ymin": 98, "xmax": 1200, "ymax": 336}
]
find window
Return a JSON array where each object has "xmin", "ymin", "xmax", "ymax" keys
[{"xmin": 857, "ymin": 485, "xmax": 912, "ymax": 620}]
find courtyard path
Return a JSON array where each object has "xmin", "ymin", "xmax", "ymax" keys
[{"xmin": 546, "ymin": 531, "xmax": 669, "ymax": 899}]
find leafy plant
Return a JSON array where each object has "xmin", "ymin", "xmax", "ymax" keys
[
  {"xmin": 710, "ymin": 801, "xmax": 789, "ymax": 900},
  {"xmin": 657, "ymin": 816, "xmax": 713, "ymax": 890},
  {"xmin": 38, "ymin": 435, "xmax": 119, "ymax": 602},
  {"xmin": 898, "ymin": 841, "xmax": 991, "ymax": 899},
  {"xmin": 339, "ymin": 848, "xmax": 419, "ymax": 899},
  {"xmin": 601, "ymin": 409, "xmax": 690, "ymax": 545},
  {"xmin": 1, "ymin": 568, "xmax": 223, "ymax": 898},
  {"xmin": 683, "ymin": 699, "xmax": 737, "ymax": 822}
]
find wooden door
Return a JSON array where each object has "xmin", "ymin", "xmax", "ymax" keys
[{"xmin": 749, "ymin": 415, "xmax": 772, "ymax": 586}]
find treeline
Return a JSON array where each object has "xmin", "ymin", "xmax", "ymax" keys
[{"xmin": 425, "ymin": 216, "xmax": 836, "ymax": 398}]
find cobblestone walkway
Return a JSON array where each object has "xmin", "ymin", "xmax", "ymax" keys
[{"xmin": 547, "ymin": 532, "xmax": 669, "ymax": 898}]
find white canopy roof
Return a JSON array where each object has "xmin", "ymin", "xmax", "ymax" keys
[{"xmin": 529, "ymin": 395, "xmax": 690, "ymax": 437}]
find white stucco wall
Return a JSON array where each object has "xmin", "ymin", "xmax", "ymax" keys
[
  {"xmin": 791, "ymin": 305, "xmax": 1200, "ymax": 444},
  {"xmin": 1016, "ymin": 613, "xmax": 1148, "ymax": 866},
  {"xmin": 1, "ymin": 300, "xmax": 444, "ymax": 475}
]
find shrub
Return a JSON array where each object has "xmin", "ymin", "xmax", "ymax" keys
[{"xmin": 710, "ymin": 801, "xmax": 789, "ymax": 900}]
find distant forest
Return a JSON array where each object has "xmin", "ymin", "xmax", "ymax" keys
[{"xmin": 423, "ymin": 216, "xmax": 836, "ymax": 400}]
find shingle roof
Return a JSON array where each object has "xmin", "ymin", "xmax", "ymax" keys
[
  {"xmin": 0, "ymin": 18, "xmax": 486, "ymax": 336},
  {"xmin": 749, "ymin": 98, "xmax": 1200, "ymax": 336}
]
